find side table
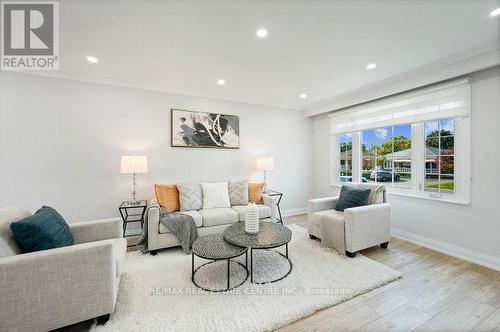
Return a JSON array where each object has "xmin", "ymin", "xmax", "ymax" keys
[
  {"xmin": 119, "ymin": 200, "xmax": 147, "ymax": 237},
  {"xmin": 267, "ymin": 190, "xmax": 283, "ymax": 224}
]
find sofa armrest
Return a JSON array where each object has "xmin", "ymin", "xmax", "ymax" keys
[
  {"xmin": 69, "ymin": 217, "xmax": 123, "ymax": 244},
  {"xmin": 0, "ymin": 240, "xmax": 118, "ymax": 331},
  {"xmin": 146, "ymin": 198, "xmax": 161, "ymax": 250},
  {"xmin": 344, "ymin": 203, "xmax": 391, "ymax": 252},
  {"xmin": 262, "ymin": 194, "xmax": 279, "ymax": 221}
]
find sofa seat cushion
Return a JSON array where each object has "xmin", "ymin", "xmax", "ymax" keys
[
  {"xmin": 311, "ymin": 209, "xmax": 345, "ymax": 228},
  {"xmin": 231, "ymin": 204, "xmax": 272, "ymax": 222},
  {"xmin": 159, "ymin": 210, "xmax": 203, "ymax": 234},
  {"xmin": 198, "ymin": 208, "xmax": 238, "ymax": 227}
]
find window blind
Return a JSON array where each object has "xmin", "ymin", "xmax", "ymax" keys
[{"xmin": 329, "ymin": 78, "xmax": 470, "ymax": 134}]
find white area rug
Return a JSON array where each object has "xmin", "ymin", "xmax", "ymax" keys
[{"xmin": 93, "ymin": 225, "xmax": 401, "ymax": 331}]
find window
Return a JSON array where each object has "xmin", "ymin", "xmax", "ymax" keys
[
  {"xmin": 329, "ymin": 78, "xmax": 470, "ymax": 204},
  {"xmin": 424, "ymin": 119, "xmax": 454, "ymax": 193},
  {"xmin": 361, "ymin": 124, "xmax": 411, "ymax": 189},
  {"xmin": 339, "ymin": 134, "xmax": 352, "ymax": 182}
]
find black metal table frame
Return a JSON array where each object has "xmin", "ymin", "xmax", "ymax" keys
[
  {"xmin": 118, "ymin": 201, "xmax": 147, "ymax": 237},
  {"xmin": 249, "ymin": 242, "xmax": 292, "ymax": 284},
  {"xmin": 191, "ymin": 249, "xmax": 249, "ymax": 292},
  {"xmin": 266, "ymin": 190, "xmax": 283, "ymax": 224}
]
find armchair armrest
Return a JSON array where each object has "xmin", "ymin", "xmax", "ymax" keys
[
  {"xmin": 308, "ymin": 196, "xmax": 339, "ymax": 214},
  {"xmin": 0, "ymin": 240, "xmax": 118, "ymax": 331},
  {"xmin": 262, "ymin": 194, "xmax": 279, "ymax": 221},
  {"xmin": 344, "ymin": 203, "xmax": 391, "ymax": 252},
  {"xmin": 69, "ymin": 217, "xmax": 123, "ymax": 244}
]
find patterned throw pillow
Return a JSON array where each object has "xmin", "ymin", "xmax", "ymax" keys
[
  {"xmin": 176, "ymin": 183, "xmax": 203, "ymax": 211},
  {"xmin": 334, "ymin": 185, "xmax": 371, "ymax": 212},
  {"xmin": 155, "ymin": 184, "xmax": 180, "ymax": 212},
  {"xmin": 10, "ymin": 206, "xmax": 74, "ymax": 253},
  {"xmin": 228, "ymin": 180, "xmax": 249, "ymax": 206},
  {"xmin": 248, "ymin": 182, "xmax": 264, "ymax": 204}
]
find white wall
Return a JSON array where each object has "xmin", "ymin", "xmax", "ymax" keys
[
  {"xmin": 312, "ymin": 66, "xmax": 500, "ymax": 268},
  {"xmin": 0, "ymin": 72, "xmax": 313, "ymax": 222}
]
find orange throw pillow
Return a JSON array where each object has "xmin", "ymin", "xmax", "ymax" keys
[
  {"xmin": 248, "ymin": 182, "xmax": 264, "ymax": 204},
  {"xmin": 154, "ymin": 184, "xmax": 180, "ymax": 212}
]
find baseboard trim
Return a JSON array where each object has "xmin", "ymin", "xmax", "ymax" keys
[
  {"xmin": 282, "ymin": 208, "xmax": 307, "ymax": 217},
  {"xmin": 391, "ymin": 228, "xmax": 500, "ymax": 272}
]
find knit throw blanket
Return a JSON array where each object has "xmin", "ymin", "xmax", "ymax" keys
[{"xmin": 137, "ymin": 205, "xmax": 198, "ymax": 254}]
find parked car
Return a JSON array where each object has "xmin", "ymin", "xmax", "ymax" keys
[
  {"xmin": 370, "ymin": 170, "xmax": 400, "ymax": 182},
  {"xmin": 340, "ymin": 176, "xmax": 368, "ymax": 183}
]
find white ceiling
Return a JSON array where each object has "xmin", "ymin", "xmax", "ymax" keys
[{"xmin": 31, "ymin": 0, "xmax": 500, "ymax": 110}]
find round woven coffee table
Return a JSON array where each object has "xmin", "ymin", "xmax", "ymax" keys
[
  {"xmin": 223, "ymin": 221, "xmax": 292, "ymax": 284},
  {"xmin": 191, "ymin": 233, "xmax": 248, "ymax": 292}
]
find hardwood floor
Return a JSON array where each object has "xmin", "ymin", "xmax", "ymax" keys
[
  {"xmin": 57, "ymin": 214, "xmax": 500, "ymax": 331},
  {"xmin": 280, "ymin": 215, "xmax": 500, "ymax": 332}
]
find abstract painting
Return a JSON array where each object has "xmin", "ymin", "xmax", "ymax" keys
[{"xmin": 171, "ymin": 109, "xmax": 240, "ymax": 149}]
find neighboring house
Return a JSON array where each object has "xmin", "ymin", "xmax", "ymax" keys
[
  {"xmin": 339, "ymin": 148, "xmax": 353, "ymax": 173},
  {"xmin": 380, "ymin": 147, "xmax": 440, "ymax": 174}
]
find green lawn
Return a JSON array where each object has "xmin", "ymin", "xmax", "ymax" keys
[{"xmin": 427, "ymin": 182, "xmax": 454, "ymax": 191}]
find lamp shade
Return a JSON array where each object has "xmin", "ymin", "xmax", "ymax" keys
[
  {"xmin": 256, "ymin": 156, "xmax": 275, "ymax": 171},
  {"xmin": 120, "ymin": 156, "xmax": 148, "ymax": 174}
]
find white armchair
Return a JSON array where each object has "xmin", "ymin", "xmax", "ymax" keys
[
  {"xmin": 0, "ymin": 206, "xmax": 126, "ymax": 332},
  {"xmin": 307, "ymin": 183, "xmax": 391, "ymax": 257}
]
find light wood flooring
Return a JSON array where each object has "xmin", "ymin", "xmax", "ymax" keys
[
  {"xmin": 57, "ymin": 214, "xmax": 500, "ymax": 331},
  {"xmin": 280, "ymin": 214, "xmax": 500, "ymax": 332}
]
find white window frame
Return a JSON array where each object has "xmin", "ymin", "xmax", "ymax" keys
[{"xmin": 329, "ymin": 79, "xmax": 471, "ymax": 205}]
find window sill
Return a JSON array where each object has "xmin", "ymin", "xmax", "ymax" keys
[{"xmin": 329, "ymin": 183, "xmax": 470, "ymax": 206}]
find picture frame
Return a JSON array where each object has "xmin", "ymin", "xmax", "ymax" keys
[{"xmin": 170, "ymin": 108, "xmax": 240, "ymax": 149}]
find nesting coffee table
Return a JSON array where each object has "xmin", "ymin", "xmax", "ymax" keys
[
  {"xmin": 192, "ymin": 222, "xmax": 292, "ymax": 291},
  {"xmin": 223, "ymin": 221, "xmax": 292, "ymax": 284},
  {"xmin": 191, "ymin": 233, "xmax": 248, "ymax": 292}
]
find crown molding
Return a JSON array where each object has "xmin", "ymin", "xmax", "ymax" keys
[{"xmin": 304, "ymin": 41, "xmax": 500, "ymax": 117}]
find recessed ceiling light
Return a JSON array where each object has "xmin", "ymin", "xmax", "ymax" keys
[
  {"xmin": 366, "ymin": 63, "xmax": 377, "ymax": 70},
  {"xmin": 256, "ymin": 28, "xmax": 268, "ymax": 38},
  {"xmin": 299, "ymin": 93, "xmax": 307, "ymax": 99},
  {"xmin": 86, "ymin": 56, "xmax": 98, "ymax": 64},
  {"xmin": 217, "ymin": 79, "xmax": 226, "ymax": 86},
  {"xmin": 490, "ymin": 7, "xmax": 500, "ymax": 17}
]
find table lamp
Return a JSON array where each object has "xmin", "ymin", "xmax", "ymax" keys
[
  {"xmin": 256, "ymin": 156, "xmax": 275, "ymax": 193},
  {"xmin": 120, "ymin": 155, "xmax": 148, "ymax": 204}
]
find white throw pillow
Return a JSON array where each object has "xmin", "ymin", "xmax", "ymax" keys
[{"xmin": 201, "ymin": 182, "xmax": 231, "ymax": 209}]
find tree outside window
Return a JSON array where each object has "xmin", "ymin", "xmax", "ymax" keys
[{"xmin": 425, "ymin": 119, "xmax": 455, "ymax": 193}]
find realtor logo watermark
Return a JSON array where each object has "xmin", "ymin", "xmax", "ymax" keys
[{"xmin": 1, "ymin": 1, "xmax": 59, "ymax": 70}]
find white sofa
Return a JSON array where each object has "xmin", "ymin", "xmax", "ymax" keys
[
  {"xmin": 146, "ymin": 194, "xmax": 279, "ymax": 253},
  {"xmin": 0, "ymin": 206, "xmax": 126, "ymax": 332},
  {"xmin": 307, "ymin": 183, "xmax": 390, "ymax": 257}
]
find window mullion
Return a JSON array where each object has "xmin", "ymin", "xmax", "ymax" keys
[{"xmin": 411, "ymin": 123, "xmax": 423, "ymax": 194}]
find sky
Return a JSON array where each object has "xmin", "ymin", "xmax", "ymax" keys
[
  {"xmin": 362, "ymin": 124, "xmax": 411, "ymax": 148},
  {"xmin": 341, "ymin": 119, "xmax": 454, "ymax": 148}
]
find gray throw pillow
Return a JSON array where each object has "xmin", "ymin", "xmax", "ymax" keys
[
  {"xmin": 228, "ymin": 180, "xmax": 249, "ymax": 206},
  {"xmin": 176, "ymin": 183, "xmax": 203, "ymax": 211},
  {"xmin": 334, "ymin": 185, "xmax": 371, "ymax": 212}
]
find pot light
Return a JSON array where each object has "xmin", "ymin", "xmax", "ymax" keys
[
  {"xmin": 217, "ymin": 79, "xmax": 226, "ymax": 86},
  {"xmin": 366, "ymin": 63, "xmax": 377, "ymax": 70},
  {"xmin": 86, "ymin": 56, "xmax": 98, "ymax": 64},
  {"xmin": 256, "ymin": 28, "xmax": 268, "ymax": 38},
  {"xmin": 299, "ymin": 93, "xmax": 307, "ymax": 99},
  {"xmin": 490, "ymin": 7, "xmax": 500, "ymax": 17}
]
